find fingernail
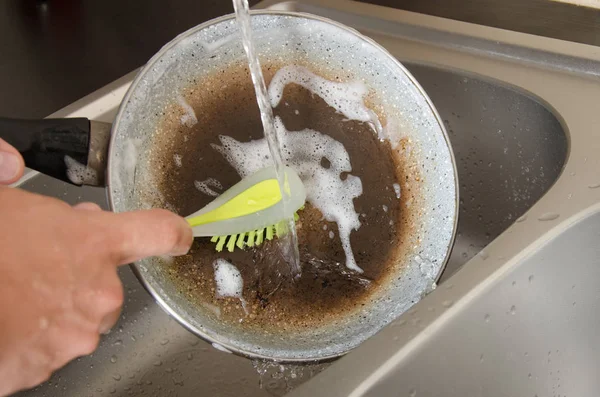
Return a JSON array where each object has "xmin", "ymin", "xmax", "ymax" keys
[
  {"xmin": 0, "ymin": 151, "xmax": 19, "ymax": 183},
  {"xmin": 169, "ymin": 221, "xmax": 193, "ymax": 256}
]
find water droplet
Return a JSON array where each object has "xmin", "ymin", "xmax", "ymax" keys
[
  {"xmin": 160, "ymin": 338, "xmax": 170, "ymax": 345},
  {"xmin": 588, "ymin": 183, "xmax": 600, "ymax": 189},
  {"xmin": 110, "ymin": 355, "xmax": 117, "ymax": 363},
  {"xmin": 409, "ymin": 389, "xmax": 417, "ymax": 397},
  {"xmin": 509, "ymin": 305, "xmax": 516, "ymax": 315},
  {"xmin": 512, "ymin": 281, "xmax": 517, "ymax": 287},
  {"xmin": 153, "ymin": 360, "xmax": 163, "ymax": 367},
  {"xmin": 442, "ymin": 300, "xmax": 453, "ymax": 308},
  {"xmin": 113, "ymin": 339, "xmax": 123, "ymax": 346},
  {"xmin": 516, "ymin": 214, "xmax": 528, "ymax": 223},
  {"xmin": 130, "ymin": 335, "xmax": 137, "ymax": 342},
  {"xmin": 479, "ymin": 354, "xmax": 484, "ymax": 363},
  {"xmin": 484, "ymin": 313, "xmax": 491, "ymax": 323},
  {"xmin": 444, "ymin": 283, "xmax": 453, "ymax": 290},
  {"xmin": 478, "ymin": 250, "xmax": 490, "ymax": 260},
  {"xmin": 112, "ymin": 374, "xmax": 121, "ymax": 381},
  {"xmin": 109, "ymin": 388, "xmax": 116, "ymax": 394},
  {"xmin": 538, "ymin": 212, "xmax": 559, "ymax": 221},
  {"xmin": 528, "ymin": 373, "xmax": 532, "ymax": 379},
  {"xmin": 187, "ymin": 352, "xmax": 193, "ymax": 360},
  {"xmin": 528, "ymin": 275, "xmax": 534, "ymax": 283}
]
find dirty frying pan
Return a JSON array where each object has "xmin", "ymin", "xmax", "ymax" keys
[{"xmin": 0, "ymin": 12, "xmax": 458, "ymax": 361}]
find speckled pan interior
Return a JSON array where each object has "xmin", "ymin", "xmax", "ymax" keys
[{"xmin": 107, "ymin": 11, "xmax": 458, "ymax": 361}]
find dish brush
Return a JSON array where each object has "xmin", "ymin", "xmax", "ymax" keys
[{"xmin": 185, "ymin": 166, "xmax": 306, "ymax": 252}]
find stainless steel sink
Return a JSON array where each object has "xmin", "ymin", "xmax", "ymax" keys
[
  {"xmin": 15, "ymin": 0, "xmax": 600, "ymax": 396},
  {"xmin": 403, "ymin": 62, "xmax": 567, "ymax": 281}
]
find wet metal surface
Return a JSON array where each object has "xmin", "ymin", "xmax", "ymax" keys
[{"xmin": 15, "ymin": 59, "xmax": 566, "ymax": 396}]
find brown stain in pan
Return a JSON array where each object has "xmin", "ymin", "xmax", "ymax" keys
[{"xmin": 140, "ymin": 60, "xmax": 422, "ymax": 334}]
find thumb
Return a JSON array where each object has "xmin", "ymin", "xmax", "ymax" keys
[
  {"xmin": 99, "ymin": 209, "xmax": 193, "ymax": 265},
  {"xmin": 0, "ymin": 138, "xmax": 25, "ymax": 185}
]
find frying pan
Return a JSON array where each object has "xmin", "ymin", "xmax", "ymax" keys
[{"xmin": 0, "ymin": 11, "xmax": 458, "ymax": 361}]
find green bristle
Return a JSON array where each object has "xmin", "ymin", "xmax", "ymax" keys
[
  {"xmin": 216, "ymin": 236, "xmax": 227, "ymax": 252},
  {"xmin": 256, "ymin": 228, "xmax": 265, "ymax": 245},
  {"xmin": 226, "ymin": 234, "xmax": 237, "ymax": 252},
  {"xmin": 208, "ymin": 205, "xmax": 306, "ymax": 252},
  {"xmin": 236, "ymin": 233, "xmax": 246, "ymax": 249},
  {"xmin": 247, "ymin": 231, "xmax": 256, "ymax": 247}
]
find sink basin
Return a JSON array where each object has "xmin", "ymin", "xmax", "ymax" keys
[
  {"xmin": 404, "ymin": 62, "xmax": 567, "ymax": 281},
  {"xmin": 16, "ymin": 1, "xmax": 600, "ymax": 396}
]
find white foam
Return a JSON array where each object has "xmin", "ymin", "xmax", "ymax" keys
[
  {"xmin": 194, "ymin": 178, "xmax": 222, "ymax": 197},
  {"xmin": 173, "ymin": 154, "xmax": 182, "ymax": 168},
  {"xmin": 177, "ymin": 94, "xmax": 198, "ymax": 127},
  {"xmin": 382, "ymin": 204, "xmax": 388, "ymax": 212},
  {"xmin": 268, "ymin": 65, "xmax": 383, "ymax": 139},
  {"xmin": 64, "ymin": 155, "xmax": 98, "ymax": 185},
  {"xmin": 213, "ymin": 116, "xmax": 364, "ymax": 273},
  {"xmin": 383, "ymin": 117, "xmax": 405, "ymax": 148},
  {"xmin": 213, "ymin": 259, "xmax": 247, "ymax": 313},
  {"xmin": 393, "ymin": 183, "xmax": 401, "ymax": 199},
  {"xmin": 329, "ymin": 231, "xmax": 335, "ymax": 239}
]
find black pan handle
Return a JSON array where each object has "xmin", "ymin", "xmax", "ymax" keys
[{"xmin": 0, "ymin": 117, "xmax": 110, "ymax": 186}]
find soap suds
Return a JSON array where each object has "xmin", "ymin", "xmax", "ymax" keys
[
  {"xmin": 177, "ymin": 94, "xmax": 198, "ymax": 127},
  {"xmin": 393, "ymin": 183, "xmax": 401, "ymax": 199},
  {"xmin": 64, "ymin": 155, "xmax": 98, "ymax": 185},
  {"xmin": 213, "ymin": 259, "xmax": 247, "ymax": 312},
  {"xmin": 382, "ymin": 117, "xmax": 404, "ymax": 148},
  {"xmin": 213, "ymin": 117, "xmax": 364, "ymax": 273},
  {"xmin": 173, "ymin": 154, "xmax": 182, "ymax": 168},
  {"xmin": 268, "ymin": 65, "xmax": 383, "ymax": 139},
  {"xmin": 194, "ymin": 178, "xmax": 223, "ymax": 197}
]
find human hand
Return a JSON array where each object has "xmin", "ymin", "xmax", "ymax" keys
[
  {"xmin": 0, "ymin": 139, "xmax": 193, "ymax": 396},
  {"xmin": 0, "ymin": 137, "xmax": 25, "ymax": 184}
]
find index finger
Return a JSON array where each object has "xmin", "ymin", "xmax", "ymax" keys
[{"xmin": 99, "ymin": 209, "xmax": 193, "ymax": 265}]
